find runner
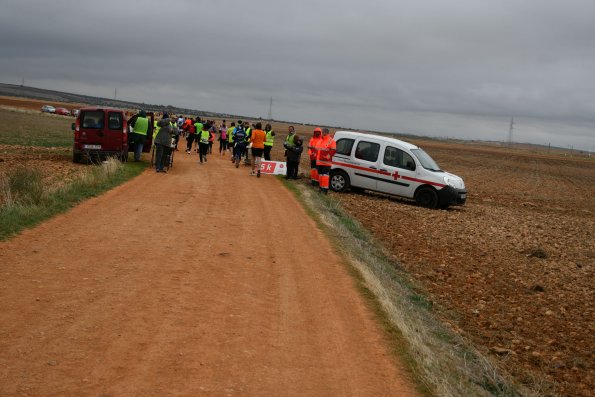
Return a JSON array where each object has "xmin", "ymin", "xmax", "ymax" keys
[
  {"xmin": 249, "ymin": 122, "xmax": 266, "ymax": 177},
  {"xmin": 198, "ymin": 122, "xmax": 210, "ymax": 164},
  {"xmin": 219, "ymin": 120, "xmax": 228, "ymax": 155},
  {"xmin": 232, "ymin": 123, "xmax": 247, "ymax": 168},
  {"xmin": 227, "ymin": 122, "xmax": 236, "ymax": 158}
]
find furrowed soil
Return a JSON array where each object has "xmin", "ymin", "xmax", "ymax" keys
[
  {"xmin": 1, "ymin": 95, "xmax": 593, "ymax": 396},
  {"xmin": 335, "ymin": 142, "xmax": 594, "ymax": 397}
]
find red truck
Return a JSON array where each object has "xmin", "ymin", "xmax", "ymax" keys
[{"xmin": 72, "ymin": 107, "xmax": 154, "ymax": 163}]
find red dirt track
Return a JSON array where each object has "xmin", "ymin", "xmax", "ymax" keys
[{"xmin": 0, "ymin": 153, "xmax": 419, "ymax": 396}]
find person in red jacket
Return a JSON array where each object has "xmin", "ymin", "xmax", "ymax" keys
[
  {"xmin": 307, "ymin": 127, "xmax": 322, "ymax": 186},
  {"xmin": 185, "ymin": 118, "xmax": 197, "ymax": 154},
  {"xmin": 316, "ymin": 128, "xmax": 336, "ymax": 194}
]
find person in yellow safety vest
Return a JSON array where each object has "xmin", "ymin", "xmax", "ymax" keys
[
  {"xmin": 308, "ymin": 127, "xmax": 323, "ymax": 186},
  {"xmin": 153, "ymin": 119, "xmax": 160, "ymax": 141},
  {"xmin": 130, "ymin": 109, "xmax": 149, "ymax": 162},
  {"xmin": 263, "ymin": 123, "xmax": 275, "ymax": 160},
  {"xmin": 315, "ymin": 128, "xmax": 336, "ymax": 194},
  {"xmin": 193, "ymin": 117, "xmax": 204, "ymax": 153},
  {"xmin": 197, "ymin": 122, "xmax": 210, "ymax": 164},
  {"xmin": 284, "ymin": 125, "xmax": 296, "ymax": 160},
  {"xmin": 227, "ymin": 122, "xmax": 236, "ymax": 159}
]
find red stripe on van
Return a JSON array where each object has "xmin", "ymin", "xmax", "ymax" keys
[
  {"xmin": 401, "ymin": 176, "xmax": 445, "ymax": 187},
  {"xmin": 331, "ymin": 161, "xmax": 446, "ymax": 188}
]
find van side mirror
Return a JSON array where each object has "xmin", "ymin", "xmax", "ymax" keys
[
  {"xmin": 71, "ymin": 123, "xmax": 75, "ymax": 131},
  {"xmin": 406, "ymin": 161, "xmax": 415, "ymax": 170}
]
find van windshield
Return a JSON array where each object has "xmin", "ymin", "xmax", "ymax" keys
[{"xmin": 411, "ymin": 148, "xmax": 442, "ymax": 172}]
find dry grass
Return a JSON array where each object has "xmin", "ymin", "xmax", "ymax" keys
[{"xmin": 0, "ymin": 157, "xmax": 136, "ymax": 240}]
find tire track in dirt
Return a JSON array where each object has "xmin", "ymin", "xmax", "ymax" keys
[{"xmin": 0, "ymin": 152, "xmax": 419, "ymax": 396}]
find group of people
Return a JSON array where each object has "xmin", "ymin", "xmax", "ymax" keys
[
  {"xmin": 306, "ymin": 127, "xmax": 336, "ymax": 194},
  {"xmin": 128, "ymin": 110, "xmax": 337, "ymax": 192}
]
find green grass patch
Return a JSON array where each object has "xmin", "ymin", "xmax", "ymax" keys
[
  {"xmin": 0, "ymin": 159, "xmax": 146, "ymax": 240},
  {"xmin": 0, "ymin": 108, "xmax": 73, "ymax": 147}
]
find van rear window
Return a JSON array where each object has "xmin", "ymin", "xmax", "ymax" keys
[
  {"xmin": 108, "ymin": 112, "xmax": 123, "ymax": 130},
  {"xmin": 355, "ymin": 141, "xmax": 380, "ymax": 162},
  {"xmin": 81, "ymin": 111, "xmax": 104, "ymax": 129}
]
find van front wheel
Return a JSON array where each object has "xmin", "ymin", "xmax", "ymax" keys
[
  {"xmin": 330, "ymin": 170, "xmax": 350, "ymax": 192},
  {"xmin": 415, "ymin": 187, "xmax": 438, "ymax": 209}
]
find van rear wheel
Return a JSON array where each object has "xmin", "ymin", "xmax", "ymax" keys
[
  {"xmin": 330, "ymin": 170, "xmax": 350, "ymax": 192},
  {"xmin": 73, "ymin": 152, "xmax": 82, "ymax": 164},
  {"xmin": 415, "ymin": 187, "xmax": 439, "ymax": 209}
]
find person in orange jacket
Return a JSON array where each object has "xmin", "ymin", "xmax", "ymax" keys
[
  {"xmin": 249, "ymin": 122, "xmax": 266, "ymax": 177},
  {"xmin": 307, "ymin": 127, "xmax": 322, "ymax": 186},
  {"xmin": 316, "ymin": 128, "xmax": 336, "ymax": 194}
]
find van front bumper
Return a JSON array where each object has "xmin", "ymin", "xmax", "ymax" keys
[{"xmin": 438, "ymin": 186, "xmax": 467, "ymax": 206}]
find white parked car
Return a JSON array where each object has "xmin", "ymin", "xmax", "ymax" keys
[
  {"xmin": 41, "ymin": 105, "xmax": 56, "ymax": 113},
  {"xmin": 330, "ymin": 131, "xmax": 467, "ymax": 209}
]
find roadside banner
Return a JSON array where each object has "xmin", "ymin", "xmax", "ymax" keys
[{"xmin": 259, "ymin": 160, "xmax": 286, "ymax": 175}]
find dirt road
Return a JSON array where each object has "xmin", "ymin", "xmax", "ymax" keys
[{"xmin": 0, "ymin": 152, "xmax": 419, "ymax": 396}]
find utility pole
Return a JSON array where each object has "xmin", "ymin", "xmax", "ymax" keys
[
  {"xmin": 507, "ymin": 117, "xmax": 514, "ymax": 147},
  {"xmin": 267, "ymin": 96, "xmax": 273, "ymax": 120},
  {"xmin": 20, "ymin": 77, "xmax": 24, "ymax": 87},
  {"xmin": 114, "ymin": 88, "xmax": 117, "ymax": 100}
]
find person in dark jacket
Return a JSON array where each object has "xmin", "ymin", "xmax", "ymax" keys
[
  {"xmin": 285, "ymin": 135, "xmax": 303, "ymax": 180},
  {"xmin": 154, "ymin": 114, "xmax": 173, "ymax": 173}
]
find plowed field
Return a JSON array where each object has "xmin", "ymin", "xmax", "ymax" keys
[{"xmin": 335, "ymin": 142, "xmax": 594, "ymax": 397}]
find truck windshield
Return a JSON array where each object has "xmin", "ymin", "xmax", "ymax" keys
[{"xmin": 411, "ymin": 148, "xmax": 442, "ymax": 172}]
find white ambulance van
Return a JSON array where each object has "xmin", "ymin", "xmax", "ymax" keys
[{"xmin": 329, "ymin": 131, "xmax": 467, "ymax": 209}]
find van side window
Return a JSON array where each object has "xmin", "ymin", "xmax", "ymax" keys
[
  {"xmin": 354, "ymin": 141, "xmax": 380, "ymax": 162},
  {"xmin": 383, "ymin": 146, "xmax": 416, "ymax": 171},
  {"xmin": 335, "ymin": 138, "xmax": 354, "ymax": 156},
  {"xmin": 81, "ymin": 111, "xmax": 104, "ymax": 129},
  {"xmin": 108, "ymin": 112, "xmax": 123, "ymax": 130}
]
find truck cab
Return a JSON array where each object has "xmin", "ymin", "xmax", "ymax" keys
[{"xmin": 330, "ymin": 131, "xmax": 467, "ymax": 209}]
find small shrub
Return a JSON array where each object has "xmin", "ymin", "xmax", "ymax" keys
[{"xmin": 1, "ymin": 167, "xmax": 45, "ymax": 206}]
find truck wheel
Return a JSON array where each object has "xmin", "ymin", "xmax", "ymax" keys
[
  {"xmin": 330, "ymin": 170, "xmax": 350, "ymax": 192},
  {"xmin": 73, "ymin": 152, "xmax": 82, "ymax": 164},
  {"xmin": 415, "ymin": 187, "xmax": 439, "ymax": 209}
]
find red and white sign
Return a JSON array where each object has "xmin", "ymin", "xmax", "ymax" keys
[{"xmin": 259, "ymin": 161, "xmax": 286, "ymax": 175}]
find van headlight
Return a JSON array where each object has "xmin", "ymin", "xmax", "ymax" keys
[{"xmin": 443, "ymin": 175, "xmax": 465, "ymax": 189}]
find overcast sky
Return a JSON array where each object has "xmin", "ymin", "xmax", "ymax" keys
[{"xmin": 1, "ymin": 0, "xmax": 594, "ymax": 150}]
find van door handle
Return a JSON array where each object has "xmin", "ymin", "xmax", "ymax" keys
[
  {"xmin": 379, "ymin": 168, "xmax": 387, "ymax": 172},
  {"xmin": 369, "ymin": 166, "xmax": 377, "ymax": 170}
]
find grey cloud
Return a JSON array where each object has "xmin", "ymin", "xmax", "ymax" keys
[{"xmin": 0, "ymin": 0, "xmax": 594, "ymax": 149}]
